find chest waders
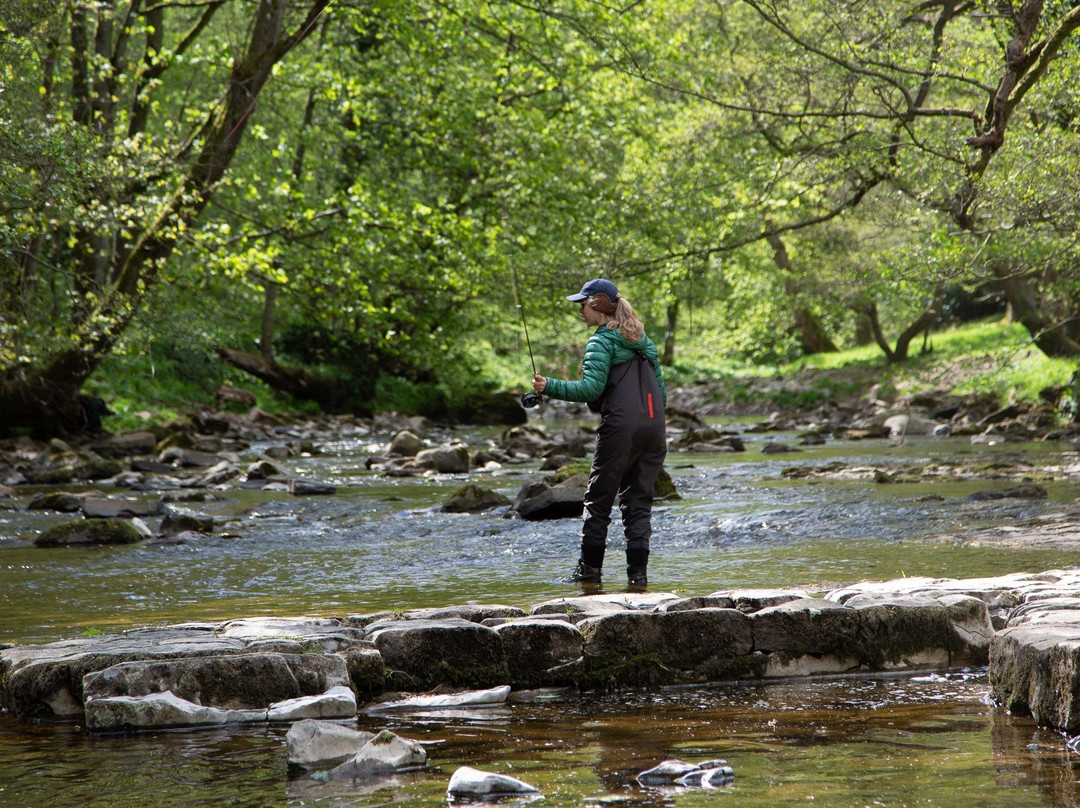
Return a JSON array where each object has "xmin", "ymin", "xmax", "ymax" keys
[{"xmin": 578, "ymin": 353, "xmax": 667, "ymax": 585}]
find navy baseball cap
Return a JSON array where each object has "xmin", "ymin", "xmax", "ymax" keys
[{"xmin": 567, "ymin": 278, "xmax": 619, "ymax": 303}]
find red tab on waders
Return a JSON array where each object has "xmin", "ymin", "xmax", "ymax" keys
[{"xmin": 647, "ymin": 392, "xmax": 654, "ymax": 419}]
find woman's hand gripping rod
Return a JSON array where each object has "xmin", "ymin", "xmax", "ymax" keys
[
  {"xmin": 510, "ymin": 266, "xmax": 542, "ymax": 409},
  {"xmin": 518, "ymin": 303, "xmax": 542, "ymax": 409}
]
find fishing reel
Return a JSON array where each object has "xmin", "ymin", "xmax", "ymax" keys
[{"xmin": 520, "ymin": 391, "xmax": 542, "ymax": 409}]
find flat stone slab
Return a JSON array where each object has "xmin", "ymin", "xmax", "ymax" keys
[
  {"xmin": 268, "ymin": 685, "xmax": 357, "ymax": 722},
  {"xmin": 364, "ymin": 618, "xmax": 510, "ymax": 691},
  {"xmin": 82, "ymin": 652, "xmax": 349, "ymax": 706},
  {"xmin": 1, "ymin": 632, "xmax": 248, "ymax": 719},
  {"xmin": 8, "ymin": 575, "xmax": 1080, "ymax": 735}
]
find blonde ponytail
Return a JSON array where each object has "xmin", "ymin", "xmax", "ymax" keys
[{"xmin": 607, "ymin": 297, "xmax": 644, "ymax": 342}]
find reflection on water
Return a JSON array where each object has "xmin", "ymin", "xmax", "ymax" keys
[
  {"xmin": 3, "ymin": 672, "xmax": 1079, "ymax": 807},
  {"xmin": 3, "ymin": 428, "xmax": 1080, "ymax": 805}
]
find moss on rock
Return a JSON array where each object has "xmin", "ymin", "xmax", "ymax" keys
[{"xmin": 34, "ymin": 519, "xmax": 142, "ymax": 547}]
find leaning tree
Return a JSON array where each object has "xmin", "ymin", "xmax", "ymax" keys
[{"xmin": 0, "ymin": 0, "xmax": 331, "ymax": 435}]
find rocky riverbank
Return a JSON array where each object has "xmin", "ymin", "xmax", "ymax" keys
[{"xmin": 4, "ymin": 377, "xmax": 1080, "ymax": 547}]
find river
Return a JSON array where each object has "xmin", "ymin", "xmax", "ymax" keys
[{"xmin": 2, "ymin": 417, "xmax": 1080, "ymax": 805}]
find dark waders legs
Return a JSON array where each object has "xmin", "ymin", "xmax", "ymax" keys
[
  {"xmin": 568, "ymin": 353, "xmax": 666, "ymax": 585},
  {"xmin": 579, "ymin": 421, "xmax": 666, "ymax": 581},
  {"xmin": 619, "ymin": 439, "xmax": 665, "ymax": 581}
]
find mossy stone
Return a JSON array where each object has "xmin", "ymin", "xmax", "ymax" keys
[{"xmin": 34, "ymin": 519, "xmax": 142, "ymax": 547}]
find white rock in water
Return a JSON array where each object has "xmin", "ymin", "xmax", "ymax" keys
[
  {"xmin": 447, "ymin": 766, "xmax": 541, "ymax": 798},
  {"xmin": 327, "ymin": 730, "xmax": 427, "ymax": 778},
  {"xmin": 702, "ymin": 765, "xmax": 735, "ymax": 786},
  {"xmin": 370, "ymin": 685, "xmax": 511, "ymax": 711},
  {"xmin": 268, "ymin": 685, "xmax": 356, "ymax": 721},
  {"xmin": 286, "ymin": 719, "xmax": 374, "ymax": 769},
  {"xmin": 676, "ymin": 764, "xmax": 735, "ymax": 787},
  {"xmin": 883, "ymin": 413, "xmax": 941, "ymax": 436},
  {"xmin": 85, "ymin": 690, "xmax": 264, "ymax": 731},
  {"xmin": 636, "ymin": 759, "xmax": 699, "ymax": 784}
]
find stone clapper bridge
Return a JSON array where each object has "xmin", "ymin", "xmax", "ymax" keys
[{"xmin": 3, "ymin": 570, "xmax": 1080, "ymax": 741}]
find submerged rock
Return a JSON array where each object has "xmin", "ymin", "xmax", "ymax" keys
[{"xmin": 966, "ymin": 483, "xmax": 1048, "ymax": 501}]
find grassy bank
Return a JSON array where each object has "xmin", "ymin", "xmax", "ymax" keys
[
  {"xmin": 90, "ymin": 318, "xmax": 1077, "ymax": 433},
  {"xmin": 675, "ymin": 318, "xmax": 1077, "ymax": 415}
]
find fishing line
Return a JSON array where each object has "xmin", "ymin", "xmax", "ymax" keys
[{"xmin": 509, "ymin": 262, "xmax": 542, "ymax": 409}]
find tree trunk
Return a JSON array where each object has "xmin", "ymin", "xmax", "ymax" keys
[
  {"xmin": 892, "ymin": 289, "xmax": 944, "ymax": 362},
  {"xmin": 993, "ymin": 265, "xmax": 1080, "ymax": 357},
  {"xmin": 865, "ymin": 302, "xmax": 895, "ymax": 363},
  {"xmin": 215, "ymin": 347, "xmax": 374, "ymax": 415},
  {"xmin": 865, "ymin": 288, "xmax": 946, "ymax": 364},
  {"xmin": 663, "ymin": 299, "xmax": 678, "ymax": 366},
  {"xmin": 766, "ymin": 233, "xmax": 838, "ymax": 354},
  {"xmin": 0, "ymin": 0, "xmax": 331, "ymax": 437},
  {"xmin": 261, "ymin": 280, "xmax": 278, "ymax": 364},
  {"xmin": 854, "ymin": 309, "xmax": 873, "ymax": 345}
]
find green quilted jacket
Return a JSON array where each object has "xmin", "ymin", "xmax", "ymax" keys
[{"xmin": 544, "ymin": 325, "xmax": 667, "ymax": 406}]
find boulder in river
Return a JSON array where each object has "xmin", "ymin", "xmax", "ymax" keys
[
  {"xmin": 81, "ymin": 496, "xmax": 164, "ymax": 518},
  {"xmin": 27, "ymin": 491, "xmax": 86, "ymax": 512},
  {"xmin": 326, "ymin": 730, "xmax": 428, "ymax": 778},
  {"xmin": 991, "ymin": 622, "xmax": 1080, "ymax": 732},
  {"xmin": 388, "ymin": 430, "xmax": 423, "ymax": 457},
  {"xmin": 447, "ymin": 766, "xmax": 541, "ymax": 799},
  {"xmin": 33, "ymin": 518, "xmax": 142, "ymax": 547},
  {"xmin": 491, "ymin": 619, "xmax": 583, "ymax": 687},
  {"xmin": 512, "ymin": 474, "xmax": 588, "ymax": 520},
  {"xmin": 286, "ymin": 718, "xmax": 376, "ymax": 770},
  {"xmin": 638, "ymin": 758, "xmax": 734, "ymax": 788},
  {"xmin": 403, "ymin": 445, "xmax": 469, "ymax": 474},
  {"xmin": 440, "ymin": 483, "xmax": 511, "ymax": 513}
]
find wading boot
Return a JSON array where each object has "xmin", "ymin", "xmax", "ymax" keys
[
  {"xmin": 625, "ymin": 548, "xmax": 649, "ymax": 589},
  {"xmin": 563, "ymin": 559, "xmax": 602, "ymax": 583}
]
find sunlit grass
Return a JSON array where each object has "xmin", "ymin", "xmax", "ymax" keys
[{"xmin": 667, "ymin": 317, "xmax": 1075, "ymax": 411}]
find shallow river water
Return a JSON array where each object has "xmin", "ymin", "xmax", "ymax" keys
[{"xmin": 3, "ymin": 416, "xmax": 1080, "ymax": 806}]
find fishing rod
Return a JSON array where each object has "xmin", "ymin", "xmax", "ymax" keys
[{"xmin": 510, "ymin": 263, "xmax": 542, "ymax": 409}]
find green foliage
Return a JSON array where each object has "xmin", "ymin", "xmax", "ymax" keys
[
  {"xmin": 373, "ymin": 375, "xmax": 454, "ymax": 417},
  {"xmin": 4, "ymin": 0, "xmax": 1080, "ymax": 432}
]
